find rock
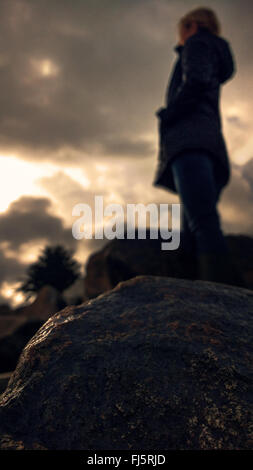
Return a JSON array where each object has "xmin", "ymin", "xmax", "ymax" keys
[
  {"xmin": 0, "ymin": 372, "xmax": 12, "ymax": 395},
  {"xmin": 0, "ymin": 314, "xmax": 26, "ymax": 340},
  {"xmin": 63, "ymin": 278, "xmax": 85, "ymax": 305},
  {"xmin": 0, "ymin": 304, "xmax": 13, "ymax": 316},
  {"xmin": 84, "ymin": 232, "xmax": 187, "ymax": 300},
  {"xmin": 226, "ymin": 235, "xmax": 253, "ymax": 288},
  {"xmin": 0, "ymin": 319, "xmax": 43, "ymax": 373},
  {"xmin": 0, "ymin": 275, "xmax": 252, "ymax": 450},
  {"xmin": 15, "ymin": 285, "xmax": 66, "ymax": 321},
  {"xmin": 0, "ymin": 286, "xmax": 66, "ymax": 373},
  {"xmin": 83, "ymin": 233, "xmax": 253, "ymax": 300},
  {"xmin": 0, "ymin": 314, "xmax": 43, "ymax": 373}
]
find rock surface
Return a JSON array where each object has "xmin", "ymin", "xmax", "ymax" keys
[
  {"xmin": 84, "ymin": 233, "xmax": 253, "ymax": 299},
  {"xmin": 0, "ymin": 275, "xmax": 252, "ymax": 450}
]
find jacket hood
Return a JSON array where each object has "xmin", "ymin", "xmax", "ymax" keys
[
  {"xmin": 174, "ymin": 30, "xmax": 236, "ymax": 84},
  {"xmin": 210, "ymin": 33, "xmax": 236, "ymax": 83}
]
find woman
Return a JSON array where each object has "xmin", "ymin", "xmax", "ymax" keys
[{"xmin": 153, "ymin": 7, "xmax": 243, "ymax": 285}]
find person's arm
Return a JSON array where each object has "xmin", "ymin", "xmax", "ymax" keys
[{"xmin": 156, "ymin": 37, "xmax": 215, "ymax": 124}]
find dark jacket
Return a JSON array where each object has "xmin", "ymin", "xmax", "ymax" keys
[{"xmin": 153, "ymin": 27, "xmax": 236, "ymax": 193}]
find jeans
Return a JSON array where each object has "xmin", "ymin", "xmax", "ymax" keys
[{"xmin": 171, "ymin": 150, "xmax": 228, "ymax": 255}]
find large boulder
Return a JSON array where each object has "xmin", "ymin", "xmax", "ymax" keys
[
  {"xmin": 84, "ymin": 233, "xmax": 253, "ymax": 299},
  {"xmin": 0, "ymin": 275, "xmax": 252, "ymax": 450}
]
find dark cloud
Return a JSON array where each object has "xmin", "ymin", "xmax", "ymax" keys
[
  {"xmin": 0, "ymin": 253, "xmax": 25, "ymax": 303},
  {"xmin": 0, "ymin": 195, "xmax": 77, "ymax": 250},
  {"xmin": 0, "ymin": 0, "xmax": 252, "ymax": 162},
  {"xmin": 0, "ymin": 249, "xmax": 26, "ymax": 285},
  {"xmin": 101, "ymin": 136, "xmax": 156, "ymax": 158},
  {"xmin": 0, "ymin": 0, "xmax": 172, "ymax": 160},
  {"xmin": 0, "ymin": 0, "xmax": 251, "ymax": 163}
]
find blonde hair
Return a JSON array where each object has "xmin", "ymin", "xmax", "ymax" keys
[{"xmin": 178, "ymin": 7, "xmax": 221, "ymax": 36}]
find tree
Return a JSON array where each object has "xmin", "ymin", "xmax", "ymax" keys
[{"xmin": 16, "ymin": 245, "xmax": 81, "ymax": 300}]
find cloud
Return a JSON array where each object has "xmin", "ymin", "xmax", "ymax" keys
[
  {"xmin": 0, "ymin": 193, "xmax": 85, "ymax": 304},
  {"xmin": 0, "ymin": 0, "xmax": 180, "ymax": 161},
  {"xmin": 0, "ymin": 249, "xmax": 26, "ymax": 285},
  {"xmin": 0, "ymin": 0, "xmax": 252, "ymax": 169},
  {"xmin": 220, "ymin": 162, "xmax": 253, "ymax": 235},
  {"xmin": 241, "ymin": 158, "xmax": 253, "ymax": 187},
  {"xmin": 0, "ymin": 195, "xmax": 77, "ymax": 251}
]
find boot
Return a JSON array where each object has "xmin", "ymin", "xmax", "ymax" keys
[
  {"xmin": 197, "ymin": 252, "xmax": 248, "ymax": 288},
  {"xmin": 182, "ymin": 252, "xmax": 198, "ymax": 280}
]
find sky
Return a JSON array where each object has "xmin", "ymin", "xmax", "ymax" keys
[{"xmin": 0, "ymin": 0, "xmax": 253, "ymax": 306}]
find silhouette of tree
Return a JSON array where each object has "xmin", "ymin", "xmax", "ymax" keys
[{"xmin": 16, "ymin": 245, "xmax": 81, "ymax": 300}]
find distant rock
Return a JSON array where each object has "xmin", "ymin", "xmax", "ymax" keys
[
  {"xmin": 0, "ymin": 315, "xmax": 25, "ymax": 341},
  {"xmin": 63, "ymin": 278, "xmax": 85, "ymax": 306},
  {"xmin": 0, "ymin": 372, "xmax": 12, "ymax": 395},
  {"xmin": 0, "ymin": 319, "xmax": 43, "ymax": 373},
  {"xmin": 15, "ymin": 285, "xmax": 66, "ymax": 321},
  {"xmin": 0, "ymin": 304, "xmax": 12, "ymax": 316},
  {"xmin": 0, "ymin": 275, "xmax": 252, "ymax": 450},
  {"xmin": 84, "ymin": 233, "xmax": 253, "ymax": 300},
  {"xmin": 0, "ymin": 285, "xmax": 66, "ymax": 373}
]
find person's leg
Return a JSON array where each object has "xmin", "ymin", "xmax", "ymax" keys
[
  {"xmin": 171, "ymin": 150, "xmax": 246, "ymax": 285},
  {"xmin": 171, "ymin": 150, "xmax": 227, "ymax": 255}
]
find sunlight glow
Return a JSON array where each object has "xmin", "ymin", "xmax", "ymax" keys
[
  {"xmin": 95, "ymin": 163, "xmax": 108, "ymax": 172},
  {"xmin": 5, "ymin": 240, "xmax": 47, "ymax": 265},
  {"xmin": 0, "ymin": 281, "xmax": 27, "ymax": 307},
  {"xmin": 0, "ymin": 156, "xmax": 58, "ymax": 212},
  {"xmin": 31, "ymin": 58, "xmax": 59, "ymax": 78},
  {"xmin": 63, "ymin": 167, "xmax": 90, "ymax": 188}
]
